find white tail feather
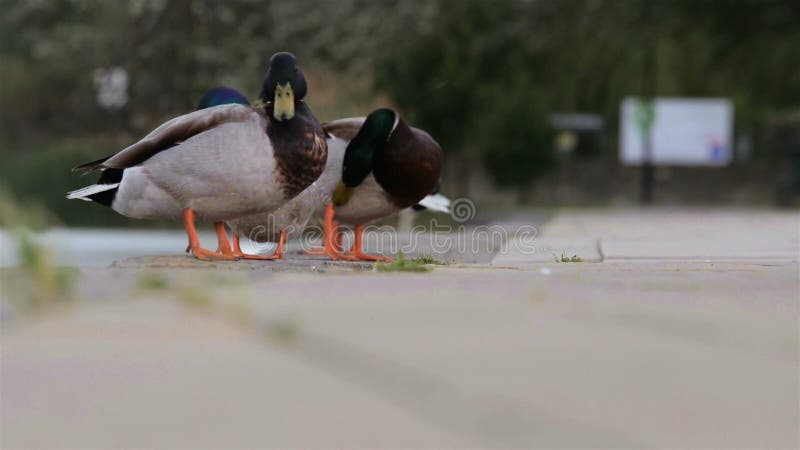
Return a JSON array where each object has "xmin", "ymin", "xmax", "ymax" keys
[
  {"xmin": 417, "ymin": 193, "xmax": 451, "ymax": 213},
  {"xmin": 66, "ymin": 183, "xmax": 120, "ymax": 201}
]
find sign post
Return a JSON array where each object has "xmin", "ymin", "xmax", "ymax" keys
[{"xmin": 634, "ymin": 98, "xmax": 656, "ymax": 204}]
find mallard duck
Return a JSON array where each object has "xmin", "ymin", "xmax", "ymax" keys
[
  {"xmin": 227, "ymin": 108, "xmax": 444, "ymax": 261},
  {"xmin": 324, "ymin": 108, "xmax": 444, "ymax": 261},
  {"xmin": 67, "ymin": 52, "xmax": 327, "ymax": 261}
]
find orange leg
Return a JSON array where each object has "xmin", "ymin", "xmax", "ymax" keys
[
  {"xmin": 322, "ymin": 203, "xmax": 357, "ymax": 261},
  {"xmin": 215, "ymin": 223, "xmax": 237, "ymax": 256},
  {"xmin": 272, "ymin": 231, "xmax": 286, "ymax": 260},
  {"xmin": 232, "ymin": 234, "xmax": 243, "ymax": 254},
  {"xmin": 183, "ymin": 209, "xmax": 238, "ymax": 261},
  {"xmin": 343, "ymin": 224, "xmax": 394, "ymax": 262},
  {"xmin": 230, "ymin": 231, "xmax": 286, "ymax": 260}
]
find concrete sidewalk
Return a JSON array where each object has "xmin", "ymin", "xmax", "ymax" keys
[
  {"xmin": 494, "ymin": 208, "xmax": 799, "ymax": 265},
  {"xmin": 1, "ymin": 209, "xmax": 798, "ymax": 449}
]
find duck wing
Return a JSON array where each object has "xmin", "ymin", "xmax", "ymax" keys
[
  {"xmin": 321, "ymin": 117, "xmax": 365, "ymax": 141},
  {"xmin": 73, "ymin": 104, "xmax": 256, "ymax": 173}
]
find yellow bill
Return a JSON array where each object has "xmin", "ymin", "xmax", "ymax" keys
[
  {"xmin": 273, "ymin": 82, "xmax": 294, "ymax": 121},
  {"xmin": 332, "ymin": 181, "xmax": 352, "ymax": 206}
]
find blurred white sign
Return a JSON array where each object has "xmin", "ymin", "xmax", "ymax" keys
[
  {"xmin": 93, "ymin": 66, "xmax": 129, "ymax": 110},
  {"xmin": 620, "ymin": 97, "xmax": 733, "ymax": 166}
]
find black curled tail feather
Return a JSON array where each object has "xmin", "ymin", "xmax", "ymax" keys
[{"xmin": 72, "ymin": 155, "xmax": 111, "ymax": 174}]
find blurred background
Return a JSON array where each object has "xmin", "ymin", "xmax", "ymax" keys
[
  {"xmin": 1, "ymin": 0, "xmax": 799, "ymax": 232},
  {"xmin": 2, "ymin": 3, "xmax": 799, "ymax": 448}
]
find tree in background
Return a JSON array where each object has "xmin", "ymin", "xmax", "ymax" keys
[
  {"xmin": 1, "ymin": 0, "xmax": 798, "ymax": 225},
  {"xmin": 374, "ymin": 0, "xmax": 557, "ymax": 198},
  {"xmin": 473, "ymin": 83, "xmax": 556, "ymax": 201}
]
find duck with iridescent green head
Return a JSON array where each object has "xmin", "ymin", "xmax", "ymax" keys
[{"xmin": 227, "ymin": 107, "xmax": 445, "ymax": 261}]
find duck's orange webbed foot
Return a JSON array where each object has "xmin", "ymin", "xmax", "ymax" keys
[
  {"xmin": 342, "ymin": 224, "xmax": 394, "ymax": 262},
  {"xmin": 192, "ymin": 247, "xmax": 238, "ymax": 261},
  {"xmin": 183, "ymin": 210, "xmax": 238, "ymax": 261},
  {"xmin": 347, "ymin": 250, "xmax": 394, "ymax": 262}
]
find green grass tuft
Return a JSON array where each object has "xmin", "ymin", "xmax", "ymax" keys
[
  {"xmin": 553, "ymin": 252, "xmax": 583, "ymax": 263},
  {"xmin": 409, "ymin": 254, "xmax": 449, "ymax": 265},
  {"xmin": 375, "ymin": 252, "xmax": 432, "ymax": 272}
]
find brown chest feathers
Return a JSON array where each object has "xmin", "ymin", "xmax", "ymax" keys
[{"xmin": 267, "ymin": 102, "xmax": 328, "ymax": 199}]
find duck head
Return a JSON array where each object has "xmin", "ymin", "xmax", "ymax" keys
[
  {"xmin": 260, "ymin": 52, "xmax": 307, "ymax": 122},
  {"xmin": 334, "ymin": 108, "xmax": 398, "ymax": 205}
]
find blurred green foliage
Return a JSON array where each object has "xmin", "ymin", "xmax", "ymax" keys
[
  {"xmin": 0, "ymin": 185, "xmax": 56, "ymax": 230},
  {"xmin": 375, "ymin": 0, "xmax": 800, "ymax": 190},
  {"xmin": 0, "ymin": 231, "xmax": 77, "ymax": 315},
  {"xmin": 0, "ymin": 140, "xmax": 142, "ymax": 227},
  {"xmin": 0, "ymin": 0, "xmax": 798, "ymax": 225}
]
